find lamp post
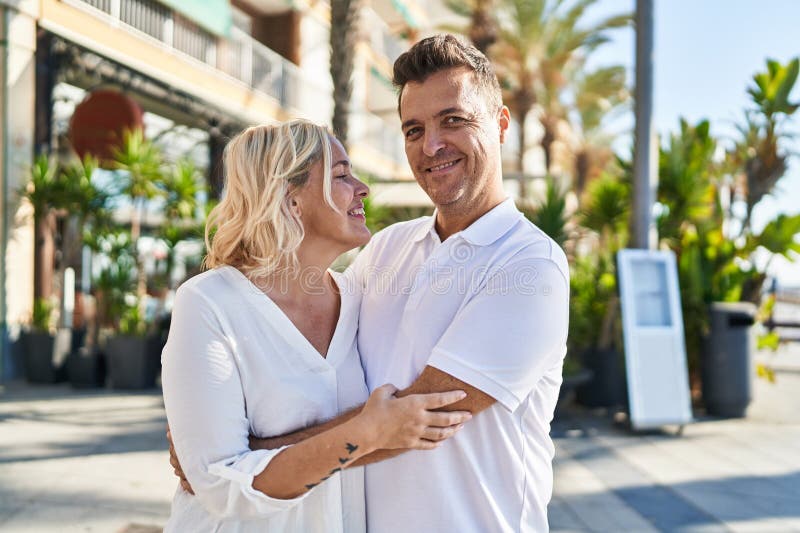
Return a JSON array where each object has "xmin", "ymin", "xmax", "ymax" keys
[{"xmin": 633, "ymin": 0, "xmax": 657, "ymax": 249}]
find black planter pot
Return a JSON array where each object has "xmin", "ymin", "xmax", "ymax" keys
[
  {"xmin": 106, "ymin": 335, "xmax": 161, "ymax": 389},
  {"xmin": 576, "ymin": 348, "xmax": 627, "ymax": 408},
  {"xmin": 701, "ymin": 302, "xmax": 756, "ymax": 418},
  {"xmin": 21, "ymin": 329, "xmax": 71, "ymax": 383},
  {"xmin": 66, "ymin": 347, "xmax": 107, "ymax": 388}
]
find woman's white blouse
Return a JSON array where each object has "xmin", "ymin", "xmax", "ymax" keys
[{"xmin": 161, "ymin": 266, "xmax": 368, "ymax": 532}]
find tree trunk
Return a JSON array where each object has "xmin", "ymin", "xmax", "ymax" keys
[
  {"xmin": 34, "ymin": 213, "xmax": 57, "ymax": 302},
  {"xmin": 468, "ymin": 1, "xmax": 497, "ymax": 55},
  {"xmin": 575, "ymin": 149, "xmax": 590, "ymax": 198},
  {"xmin": 516, "ymin": 109, "xmax": 528, "ymax": 201},
  {"xmin": 330, "ymin": 0, "xmax": 361, "ymax": 148},
  {"xmin": 131, "ymin": 200, "xmax": 147, "ymax": 313},
  {"xmin": 541, "ymin": 117, "xmax": 557, "ymax": 176},
  {"xmin": 208, "ymin": 132, "xmax": 226, "ymax": 200}
]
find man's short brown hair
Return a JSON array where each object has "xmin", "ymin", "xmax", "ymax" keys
[{"xmin": 392, "ymin": 34, "xmax": 503, "ymax": 115}]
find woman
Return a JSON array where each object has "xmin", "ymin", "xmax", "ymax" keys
[{"xmin": 161, "ymin": 120, "xmax": 469, "ymax": 532}]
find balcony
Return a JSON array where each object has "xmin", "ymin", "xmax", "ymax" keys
[
  {"xmin": 362, "ymin": 7, "xmax": 407, "ymax": 65},
  {"xmin": 64, "ymin": 0, "xmax": 330, "ymax": 123}
]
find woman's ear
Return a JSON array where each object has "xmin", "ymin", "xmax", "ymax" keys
[{"xmin": 288, "ymin": 196, "xmax": 302, "ymax": 218}]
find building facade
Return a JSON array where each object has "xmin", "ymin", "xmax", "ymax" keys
[{"xmin": 0, "ymin": 0, "xmax": 424, "ymax": 378}]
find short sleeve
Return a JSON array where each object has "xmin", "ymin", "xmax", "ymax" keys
[
  {"xmin": 427, "ymin": 258, "xmax": 569, "ymax": 411},
  {"xmin": 161, "ymin": 282, "xmax": 315, "ymax": 519}
]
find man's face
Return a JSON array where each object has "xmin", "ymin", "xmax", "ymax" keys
[{"xmin": 399, "ymin": 67, "xmax": 509, "ymax": 214}]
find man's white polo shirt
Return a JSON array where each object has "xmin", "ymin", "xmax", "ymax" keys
[{"xmin": 347, "ymin": 198, "xmax": 570, "ymax": 533}]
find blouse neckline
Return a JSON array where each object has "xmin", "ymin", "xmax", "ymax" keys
[{"xmin": 217, "ymin": 266, "xmax": 356, "ymax": 368}]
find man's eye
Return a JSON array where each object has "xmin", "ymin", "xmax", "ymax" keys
[
  {"xmin": 445, "ymin": 116, "xmax": 465, "ymax": 124},
  {"xmin": 405, "ymin": 127, "xmax": 421, "ymax": 138}
]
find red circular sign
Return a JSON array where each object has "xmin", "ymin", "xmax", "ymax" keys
[{"xmin": 69, "ymin": 90, "xmax": 145, "ymax": 164}]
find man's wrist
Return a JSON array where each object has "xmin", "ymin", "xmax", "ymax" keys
[{"xmin": 249, "ymin": 435, "xmax": 283, "ymax": 451}]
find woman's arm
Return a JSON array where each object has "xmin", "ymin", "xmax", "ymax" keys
[
  {"xmin": 169, "ymin": 388, "xmax": 471, "ymax": 494},
  {"xmin": 251, "ymin": 384, "xmax": 469, "ymax": 498}
]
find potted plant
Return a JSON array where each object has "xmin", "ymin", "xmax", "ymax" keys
[
  {"xmin": 89, "ymin": 230, "xmax": 159, "ymax": 389},
  {"xmin": 18, "ymin": 155, "xmax": 74, "ymax": 383},
  {"xmin": 21, "ymin": 298, "xmax": 71, "ymax": 383},
  {"xmin": 106, "ymin": 303, "xmax": 161, "ymax": 389},
  {"xmin": 570, "ymin": 172, "xmax": 630, "ymax": 408},
  {"xmin": 88, "ymin": 130, "xmax": 165, "ymax": 390},
  {"xmin": 656, "ymin": 58, "xmax": 800, "ymax": 416},
  {"xmin": 60, "ymin": 155, "xmax": 112, "ymax": 388}
]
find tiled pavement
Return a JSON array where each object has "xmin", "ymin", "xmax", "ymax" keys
[{"xmin": 0, "ymin": 343, "xmax": 798, "ymax": 532}]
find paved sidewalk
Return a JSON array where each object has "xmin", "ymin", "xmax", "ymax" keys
[
  {"xmin": 0, "ymin": 344, "xmax": 798, "ymax": 532},
  {"xmin": 550, "ymin": 343, "xmax": 800, "ymax": 533},
  {"xmin": 0, "ymin": 386, "xmax": 172, "ymax": 532}
]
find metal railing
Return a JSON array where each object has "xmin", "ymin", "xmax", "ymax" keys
[
  {"xmin": 66, "ymin": 0, "xmax": 329, "ymax": 122},
  {"xmin": 362, "ymin": 8, "xmax": 407, "ymax": 63}
]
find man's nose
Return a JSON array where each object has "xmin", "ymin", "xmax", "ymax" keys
[{"xmin": 423, "ymin": 128, "xmax": 446, "ymax": 157}]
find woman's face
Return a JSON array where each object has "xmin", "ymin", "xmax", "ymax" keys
[{"xmin": 293, "ymin": 136, "xmax": 371, "ymax": 253}]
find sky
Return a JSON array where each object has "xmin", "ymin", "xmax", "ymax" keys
[{"xmin": 585, "ymin": 0, "xmax": 800, "ymax": 284}]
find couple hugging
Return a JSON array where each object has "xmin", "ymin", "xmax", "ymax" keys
[{"xmin": 162, "ymin": 34, "xmax": 569, "ymax": 533}]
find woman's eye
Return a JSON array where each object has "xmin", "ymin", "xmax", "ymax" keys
[{"xmin": 335, "ymin": 174, "xmax": 349, "ymax": 180}]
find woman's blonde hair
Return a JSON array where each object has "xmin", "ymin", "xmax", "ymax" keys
[{"xmin": 204, "ymin": 120, "xmax": 335, "ymax": 278}]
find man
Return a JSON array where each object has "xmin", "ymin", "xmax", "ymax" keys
[
  {"xmin": 172, "ymin": 34, "xmax": 568, "ymax": 531},
  {"xmin": 348, "ymin": 34, "xmax": 569, "ymax": 532}
]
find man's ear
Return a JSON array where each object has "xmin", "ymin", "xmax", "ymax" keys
[{"xmin": 498, "ymin": 106, "xmax": 511, "ymax": 144}]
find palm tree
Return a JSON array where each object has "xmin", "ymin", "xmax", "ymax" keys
[
  {"xmin": 21, "ymin": 155, "xmax": 65, "ymax": 301},
  {"xmin": 162, "ymin": 158, "xmax": 203, "ymax": 221},
  {"xmin": 113, "ymin": 129, "xmax": 165, "ymax": 306},
  {"xmin": 520, "ymin": 178, "xmax": 569, "ymax": 247},
  {"xmin": 657, "ymin": 119, "xmax": 718, "ymax": 249},
  {"xmin": 442, "ymin": 0, "xmax": 499, "ymax": 55},
  {"xmin": 330, "ymin": 0, "xmax": 362, "ymax": 146},
  {"xmin": 572, "ymin": 64, "xmax": 629, "ymax": 197},
  {"xmin": 492, "ymin": 0, "xmax": 629, "ymax": 196},
  {"xmin": 159, "ymin": 158, "xmax": 205, "ymax": 289},
  {"xmin": 730, "ymin": 57, "xmax": 799, "ymax": 232},
  {"xmin": 60, "ymin": 154, "xmax": 108, "ymax": 298}
]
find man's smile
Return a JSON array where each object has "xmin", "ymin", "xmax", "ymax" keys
[{"xmin": 425, "ymin": 158, "xmax": 463, "ymax": 173}]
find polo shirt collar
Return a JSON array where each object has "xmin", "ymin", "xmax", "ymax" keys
[
  {"xmin": 411, "ymin": 214, "xmax": 439, "ymax": 243},
  {"xmin": 411, "ymin": 197, "xmax": 522, "ymax": 246}
]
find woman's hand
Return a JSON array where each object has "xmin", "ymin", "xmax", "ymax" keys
[{"xmin": 358, "ymin": 384, "xmax": 472, "ymax": 451}]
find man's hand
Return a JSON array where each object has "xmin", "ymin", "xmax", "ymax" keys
[{"xmin": 167, "ymin": 426, "xmax": 194, "ymax": 495}]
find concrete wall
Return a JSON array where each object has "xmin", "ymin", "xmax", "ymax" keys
[{"xmin": 1, "ymin": 0, "xmax": 38, "ymax": 378}]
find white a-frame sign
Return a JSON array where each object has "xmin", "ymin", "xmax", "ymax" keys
[{"xmin": 617, "ymin": 249, "xmax": 693, "ymax": 430}]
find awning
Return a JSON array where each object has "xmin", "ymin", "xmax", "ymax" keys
[{"xmin": 158, "ymin": 0, "xmax": 233, "ymax": 37}]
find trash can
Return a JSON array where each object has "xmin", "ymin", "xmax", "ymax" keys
[{"xmin": 701, "ymin": 302, "xmax": 757, "ymax": 417}]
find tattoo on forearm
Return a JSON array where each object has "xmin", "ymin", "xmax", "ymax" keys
[{"xmin": 306, "ymin": 442, "xmax": 359, "ymax": 492}]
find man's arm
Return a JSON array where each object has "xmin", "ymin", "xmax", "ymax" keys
[
  {"xmin": 356, "ymin": 256, "xmax": 570, "ymax": 467},
  {"xmin": 350, "ymin": 367, "xmax": 496, "ymax": 465},
  {"xmin": 250, "ymin": 369, "xmax": 486, "ymax": 453}
]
